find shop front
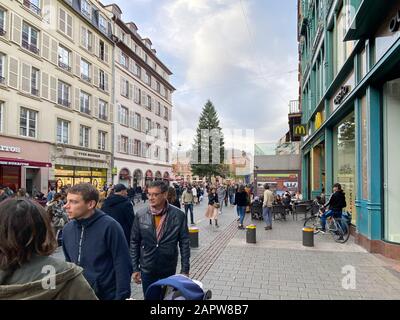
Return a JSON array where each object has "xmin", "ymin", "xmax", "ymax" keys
[
  {"xmin": 52, "ymin": 146, "xmax": 111, "ymax": 192},
  {"xmin": 0, "ymin": 138, "xmax": 51, "ymax": 195},
  {"xmin": 255, "ymin": 172, "xmax": 300, "ymax": 197}
]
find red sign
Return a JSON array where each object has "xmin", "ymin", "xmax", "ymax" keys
[{"xmin": 0, "ymin": 157, "xmax": 52, "ymax": 167}]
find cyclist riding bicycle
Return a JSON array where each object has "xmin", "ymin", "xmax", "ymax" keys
[{"xmin": 320, "ymin": 183, "xmax": 347, "ymax": 233}]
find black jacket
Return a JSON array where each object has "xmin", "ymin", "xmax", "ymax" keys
[
  {"xmin": 62, "ymin": 210, "xmax": 133, "ymax": 300},
  {"xmin": 130, "ymin": 204, "xmax": 190, "ymax": 276},
  {"xmin": 234, "ymin": 191, "xmax": 249, "ymax": 207},
  {"xmin": 101, "ymin": 194, "xmax": 134, "ymax": 246},
  {"xmin": 326, "ymin": 191, "xmax": 347, "ymax": 212},
  {"xmin": 208, "ymin": 193, "xmax": 218, "ymax": 205}
]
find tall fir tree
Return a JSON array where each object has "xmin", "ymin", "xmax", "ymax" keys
[{"xmin": 191, "ymin": 100, "xmax": 226, "ymax": 180}]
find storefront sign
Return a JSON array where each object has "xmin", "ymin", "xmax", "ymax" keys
[
  {"xmin": 64, "ymin": 148, "xmax": 107, "ymax": 161},
  {"xmin": 389, "ymin": 10, "xmax": 400, "ymax": 32},
  {"xmin": 0, "ymin": 157, "xmax": 51, "ymax": 167},
  {"xmin": 0, "ymin": 145, "xmax": 21, "ymax": 153},
  {"xmin": 334, "ymin": 85, "xmax": 350, "ymax": 105},
  {"xmin": 294, "ymin": 124, "xmax": 308, "ymax": 137}
]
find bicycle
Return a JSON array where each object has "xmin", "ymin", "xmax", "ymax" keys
[{"xmin": 304, "ymin": 203, "xmax": 351, "ymax": 243}]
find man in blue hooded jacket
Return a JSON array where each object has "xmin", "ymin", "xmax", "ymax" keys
[{"xmin": 62, "ymin": 183, "xmax": 133, "ymax": 300}]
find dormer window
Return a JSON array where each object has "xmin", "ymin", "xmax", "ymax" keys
[{"xmin": 81, "ymin": 0, "xmax": 91, "ymax": 19}]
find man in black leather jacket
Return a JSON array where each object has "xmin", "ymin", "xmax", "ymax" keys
[{"xmin": 130, "ymin": 180, "xmax": 190, "ymax": 297}]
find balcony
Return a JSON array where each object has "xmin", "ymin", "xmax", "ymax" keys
[
  {"xmin": 23, "ymin": 0, "xmax": 41, "ymax": 16},
  {"xmin": 81, "ymin": 74, "xmax": 91, "ymax": 83},
  {"xmin": 0, "ymin": 26, "xmax": 6, "ymax": 36},
  {"xmin": 99, "ymin": 83, "xmax": 105, "ymax": 91},
  {"xmin": 80, "ymin": 107, "xmax": 91, "ymax": 115},
  {"xmin": 31, "ymin": 87, "xmax": 39, "ymax": 96},
  {"xmin": 289, "ymin": 100, "xmax": 301, "ymax": 115},
  {"xmin": 58, "ymin": 98, "xmax": 71, "ymax": 108},
  {"xmin": 99, "ymin": 113, "xmax": 108, "ymax": 121},
  {"xmin": 22, "ymin": 40, "xmax": 39, "ymax": 55},
  {"xmin": 58, "ymin": 61, "xmax": 72, "ymax": 72}
]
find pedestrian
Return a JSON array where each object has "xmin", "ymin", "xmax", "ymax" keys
[
  {"xmin": 46, "ymin": 193, "xmax": 68, "ymax": 242},
  {"xmin": 216, "ymin": 185, "xmax": 226, "ymax": 214},
  {"xmin": 97, "ymin": 190, "xmax": 107, "ymax": 209},
  {"xmin": 16, "ymin": 188, "xmax": 29, "ymax": 198},
  {"xmin": 182, "ymin": 186, "xmax": 195, "ymax": 225},
  {"xmin": 167, "ymin": 186, "xmax": 181, "ymax": 209},
  {"xmin": 130, "ymin": 180, "xmax": 190, "ymax": 297},
  {"xmin": 101, "ymin": 184, "xmax": 135, "ymax": 246},
  {"xmin": 263, "ymin": 184, "xmax": 274, "ymax": 230},
  {"xmin": 205, "ymin": 187, "xmax": 219, "ymax": 227},
  {"xmin": 235, "ymin": 185, "xmax": 249, "ymax": 230},
  {"xmin": 127, "ymin": 186, "xmax": 136, "ymax": 205},
  {"xmin": 62, "ymin": 183, "xmax": 133, "ymax": 300},
  {"xmin": 0, "ymin": 198, "xmax": 97, "ymax": 300},
  {"xmin": 0, "ymin": 185, "xmax": 9, "ymax": 203},
  {"xmin": 46, "ymin": 186, "xmax": 56, "ymax": 203},
  {"xmin": 228, "ymin": 184, "xmax": 236, "ymax": 206},
  {"xmin": 142, "ymin": 186, "xmax": 148, "ymax": 203},
  {"xmin": 192, "ymin": 185, "xmax": 198, "ymax": 205}
]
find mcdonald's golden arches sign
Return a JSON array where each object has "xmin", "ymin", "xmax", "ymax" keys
[{"xmin": 293, "ymin": 124, "xmax": 308, "ymax": 136}]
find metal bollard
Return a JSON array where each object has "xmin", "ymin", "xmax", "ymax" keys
[
  {"xmin": 302, "ymin": 227, "xmax": 314, "ymax": 247},
  {"xmin": 246, "ymin": 225, "xmax": 256, "ymax": 244},
  {"xmin": 189, "ymin": 227, "xmax": 199, "ymax": 248}
]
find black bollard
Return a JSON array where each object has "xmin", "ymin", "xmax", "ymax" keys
[{"xmin": 302, "ymin": 227, "xmax": 314, "ymax": 247}]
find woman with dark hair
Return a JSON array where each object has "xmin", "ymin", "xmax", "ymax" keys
[
  {"xmin": 205, "ymin": 187, "xmax": 219, "ymax": 227},
  {"xmin": 167, "ymin": 186, "xmax": 181, "ymax": 209},
  {"xmin": 0, "ymin": 198, "xmax": 97, "ymax": 299},
  {"xmin": 234, "ymin": 185, "xmax": 249, "ymax": 229}
]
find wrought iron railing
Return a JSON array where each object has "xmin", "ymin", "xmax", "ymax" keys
[
  {"xmin": 58, "ymin": 98, "xmax": 71, "ymax": 107},
  {"xmin": 58, "ymin": 61, "xmax": 72, "ymax": 72},
  {"xmin": 22, "ymin": 40, "xmax": 39, "ymax": 54},
  {"xmin": 81, "ymin": 74, "xmax": 91, "ymax": 83}
]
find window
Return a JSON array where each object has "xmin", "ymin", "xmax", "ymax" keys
[
  {"xmin": 165, "ymin": 148, "xmax": 169, "ymax": 162},
  {"xmin": 98, "ymin": 131, "xmax": 106, "ymax": 151},
  {"xmin": 80, "ymin": 0, "xmax": 91, "ymax": 19},
  {"xmin": 135, "ymin": 64, "xmax": 141, "ymax": 78},
  {"xmin": 0, "ymin": 102, "xmax": 3, "ymax": 132},
  {"xmin": 121, "ymin": 78, "xmax": 129, "ymax": 97},
  {"xmin": 79, "ymin": 125, "xmax": 90, "ymax": 148},
  {"xmin": 119, "ymin": 106, "xmax": 128, "ymax": 126},
  {"xmin": 145, "ymin": 143, "xmax": 151, "ymax": 158},
  {"xmin": 80, "ymin": 59, "xmax": 91, "ymax": 82},
  {"xmin": 156, "ymin": 123, "xmax": 160, "ymax": 138},
  {"xmin": 58, "ymin": 81, "xmax": 70, "ymax": 107},
  {"xmin": 121, "ymin": 135, "xmax": 128, "ymax": 153},
  {"xmin": 144, "ymin": 72, "xmax": 151, "ymax": 85},
  {"xmin": 22, "ymin": 22, "xmax": 39, "ymax": 54},
  {"xmin": 57, "ymin": 119, "xmax": 69, "ymax": 144},
  {"xmin": 134, "ymin": 139, "xmax": 141, "ymax": 156},
  {"xmin": 81, "ymin": 27, "xmax": 92, "ymax": 51},
  {"xmin": 58, "ymin": 45, "xmax": 71, "ymax": 72},
  {"xmin": 164, "ymin": 106, "xmax": 168, "ymax": 120},
  {"xmin": 156, "ymin": 81, "xmax": 160, "ymax": 93},
  {"xmin": 59, "ymin": 8, "xmax": 73, "ymax": 38},
  {"xmin": 134, "ymin": 113, "xmax": 141, "ymax": 130},
  {"xmin": 134, "ymin": 87, "xmax": 141, "ymax": 104},
  {"xmin": 154, "ymin": 146, "xmax": 160, "ymax": 159},
  {"xmin": 156, "ymin": 102, "xmax": 161, "ymax": 116},
  {"xmin": 0, "ymin": 9, "xmax": 6, "ymax": 36},
  {"xmin": 99, "ymin": 40, "xmax": 105, "ymax": 60},
  {"xmin": 0, "ymin": 53, "xmax": 5, "ymax": 84},
  {"xmin": 31, "ymin": 67, "xmax": 39, "ymax": 96},
  {"xmin": 98, "ymin": 14, "xmax": 108, "ymax": 34},
  {"xmin": 99, "ymin": 99, "xmax": 107, "ymax": 121},
  {"xmin": 147, "ymin": 95, "xmax": 152, "ymax": 110},
  {"xmin": 23, "ymin": 0, "xmax": 41, "ymax": 16},
  {"xmin": 20, "ymin": 107, "xmax": 37, "ymax": 138},
  {"xmin": 120, "ymin": 52, "xmax": 128, "ymax": 69},
  {"xmin": 80, "ymin": 91, "xmax": 90, "ymax": 114},
  {"xmin": 164, "ymin": 127, "xmax": 169, "ymax": 142},
  {"xmin": 145, "ymin": 118, "xmax": 151, "ymax": 133},
  {"xmin": 99, "ymin": 70, "xmax": 105, "ymax": 90}
]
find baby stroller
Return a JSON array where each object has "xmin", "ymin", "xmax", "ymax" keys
[
  {"xmin": 251, "ymin": 197, "xmax": 263, "ymax": 220},
  {"xmin": 145, "ymin": 275, "xmax": 212, "ymax": 300}
]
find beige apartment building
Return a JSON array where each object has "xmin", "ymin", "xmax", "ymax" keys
[
  {"xmin": 0, "ymin": 0, "xmax": 114, "ymax": 195},
  {"xmin": 104, "ymin": 4, "xmax": 175, "ymax": 187}
]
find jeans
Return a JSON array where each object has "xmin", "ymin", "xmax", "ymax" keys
[
  {"xmin": 320, "ymin": 210, "xmax": 342, "ymax": 231},
  {"xmin": 229, "ymin": 194, "xmax": 235, "ymax": 205},
  {"xmin": 141, "ymin": 272, "xmax": 174, "ymax": 298},
  {"xmin": 219, "ymin": 200, "xmax": 224, "ymax": 212},
  {"xmin": 263, "ymin": 206, "xmax": 272, "ymax": 227},
  {"xmin": 237, "ymin": 206, "xmax": 246, "ymax": 226},
  {"xmin": 184, "ymin": 203, "xmax": 194, "ymax": 224}
]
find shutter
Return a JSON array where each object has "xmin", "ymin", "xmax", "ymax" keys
[
  {"xmin": 109, "ymin": 103, "xmax": 114, "ymax": 122},
  {"xmin": 80, "ymin": 26, "xmax": 86, "ymax": 47},
  {"xmin": 93, "ymin": 66, "xmax": 99, "ymax": 87},
  {"xmin": 129, "ymin": 110, "xmax": 134, "ymax": 128},
  {"xmin": 11, "ymin": 13, "xmax": 22, "ymax": 45},
  {"xmin": 41, "ymin": 72, "xmax": 49, "ymax": 99},
  {"xmin": 42, "ymin": 0, "xmax": 51, "ymax": 24},
  {"xmin": 104, "ymin": 73, "xmax": 109, "ymax": 92},
  {"xmin": 129, "ymin": 58, "xmax": 134, "ymax": 74},
  {"xmin": 59, "ymin": 8, "xmax": 66, "ymax": 34},
  {"xmin": 134, "ymin": 86, "xmax": 139, "ymax": 103},
  {"xmin": 74, "ymin": 53, "xmax": 80, "ymax": 76},
  {"xmin": 142, "ymin": 92, "xmax": 146, "ymax": 107},
  {"xmin": 94, "ymin": 34, "xmax": 99, "ymax": 57},
  {"xmin": 117, "ymin": 104, "xmax": 121, "ymax": 123},
  {"xmin": 104, "ymin": 43, "xmax": 109, "ymax": 64},
  {"xmin": 75, "ymin": 88, "xmax": 80, "ymax": 111},
  {"xmin": 41, "ymin": 33, "xmax": 50, "ymax": 61},
  {"xmin": 50, "ymin": 76, "xmax": 57, "ymax": 103},
  {"xmin": 8, "ymin": 57, "xmax": 19, "ymax": 89},
  {"xmin": 128, "ymin": 139, "xmax": 133, "ymax": 155},
  {"xmin": 141, "ymin": 117, "xmax": 145, "ymax": 133},
  {"xmin": 129, "ymin": 83, "xmax": 133, "ymax": 100},
  {"xmin": 117, "ymin": 135, "xmax": 121, "ymax": 153},
  {"xmin": 94, "ymin": 96, "xmax": 99, "ymax": 118},
  {"xmin": 51, "ymin": 38, "xmax": 58, "ymax": 65},
  {"xmin": 67, "ymin": 13, "xmax": 73, "ymax": 38},
  {"xmin": 21, "ymin": 63, "xmax": 31, "ymax": 93},
  {"xmin": 120, "ymin": 77, "xmax": 124, "ymax": 96}
]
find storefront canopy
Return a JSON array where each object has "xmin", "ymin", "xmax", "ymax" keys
[{"xmin": 0, "ymin": 157, "xmax": 52, "ymax": 167}]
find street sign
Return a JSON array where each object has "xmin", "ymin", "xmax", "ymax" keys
[{"xmin": 294, "ymin": 124, "xmax": 308, "ymax": 136}]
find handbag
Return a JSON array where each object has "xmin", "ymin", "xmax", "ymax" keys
[{"xmin": 213, "ymin": 203, "xmax": 220, "ymax": 209}]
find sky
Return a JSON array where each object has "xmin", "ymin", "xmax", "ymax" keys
[{"xmin": 110, "ymin": 0, "xmax": 299, "ymax": 152}]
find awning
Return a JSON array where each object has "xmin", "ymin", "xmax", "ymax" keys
[{"xmin": 0, "ymin": 157, "xmax": 52, "ymax": 167}]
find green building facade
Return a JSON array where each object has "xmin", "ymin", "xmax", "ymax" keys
[{"xmin": 298, "ymin": 0, "xmax": 400, "ymax": 258}]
